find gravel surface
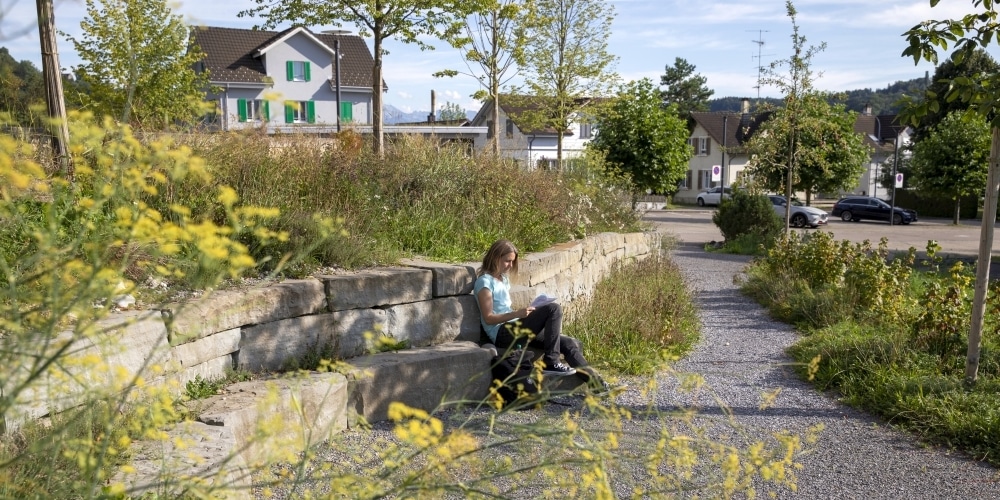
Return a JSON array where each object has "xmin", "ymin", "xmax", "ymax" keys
[
  {"xmin": 666, "ymin": 242, "xmax": 1000, "ymax": 499},
  {"xmin": 260, "ymin": 243, "xmax": 1000, "ymax": 498}
]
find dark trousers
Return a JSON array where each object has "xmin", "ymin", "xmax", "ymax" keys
[{"xmin": 493, "ymin": 302, "xmax": 588, "ymax": 369}]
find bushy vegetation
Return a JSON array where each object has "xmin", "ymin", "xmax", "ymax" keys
[
  {"xmin": 565, "ymin": 250, "xmax": 701, "ymax": 375},
  {"xmin": 711, "ymin": 190, "xmax": 783, "ymax": 253},
  {"xmin": 167, "ymin": 130, "xmax": 642, "ymax": 277},
  {"xmin": 742, "ymin": 233, "xmax": 1000, "ymax": 462}
]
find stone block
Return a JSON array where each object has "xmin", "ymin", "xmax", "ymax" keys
[
  {"xmin": 169, "ymin": 327, "xmax": 241, "ymax": 371},
  {"xmin": 400, "ymin": 258, "xmax": 477, "ymax": 296},
  {"xmin": 345, "ymin": 341, "xmax": 492, "ymax": 424},
  {"xmin": 384, "ymin": 301, "xmax": 433, "ymax": 347},
  {"xmin": 170, "ymin": 355, "xmax": 235, "ymax": 389},
  {"xmin": 239, "ymin": 315, "xmax": 330, "ymax": 372},
  {"xmin": 196, "ymin": 373, "xmax": 349, "ymax": 468},
  {"xmin": 329, "ymin": 309, "xmax": 387, "ymax": 359},
  {"xmin": 320, "ymin": 267, "xmax": 433, "ymax": 311},
  {"xmin": 162, "ymin": 279, "xmax": 326, "ymax": 346}
]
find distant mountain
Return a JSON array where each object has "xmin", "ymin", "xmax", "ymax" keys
[
  {"xmin": 708, "ymin": 75, "xmax": 931, "ymax": 115},
  {"xmin": 383, "ymin": 104, "xmax": 477, "ymax": 124}
]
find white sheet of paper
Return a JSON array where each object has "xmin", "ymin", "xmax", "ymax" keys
[{"xmin": 530, "ymin": 294, "xmax": 557, "ymax": 308}]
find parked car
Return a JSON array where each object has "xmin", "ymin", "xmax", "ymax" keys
[
  {"xmin": 696, "ymin": 187, "xmax": 732, "ymax": 206},
  {"xmin": 768, "ymin": 195, "xmax": 829, "ymax": 228},
  {"xmin": 831, "ymin": 196, "xmax": 918, "ymax": 225}
]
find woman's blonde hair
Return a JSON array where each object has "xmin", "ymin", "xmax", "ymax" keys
[{"xmin": 477, "ymin": 239, "xmax": 519, "ymax": 277}]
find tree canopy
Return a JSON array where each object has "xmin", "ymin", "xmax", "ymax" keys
[
  {"xmin": 436, "ymin": 0, "xmax": 523, "ymax": 156},
  {"xmin": 514, "ymin": 0, "xmax": 618, "ymax": 170},
  {"xmin": 660, "ymin": 57, "xmax": 713, "ymax": 121},
  {"xmin": 589, "ymin": 78, "xmax": 691, "ymax": 201},
  {"xmin": 239, "ymin": 0, "xmax": 470, "ymax": 157},
  {"xmin": 64, "ymin": 0, "xmax": 210, "ymax": 128},
  {"xmin": 909, "ymin": 110, "xmax": 990, "ymax": 223},
  {"xmin": 745, "ymin": 94, "xmax": 870, "ymax": 203},
  {"xmin": 0, "ymin": 48, "xmax": 45, "ymax": 125},
  {"xmin": 911, "ymin": 48, "xmax": 1000, "ymax": 142}
]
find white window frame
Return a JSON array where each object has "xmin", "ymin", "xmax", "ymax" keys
[
  {"xmin": 292, "ymin": 61, "xmax": 307, "ymax": 82},
  {"xmin": 579, "ymin": 122, "xmax": 593, "ymax": 139},
  {"xmin": 292, "ymin": 101, "xmax": 308, "ymax": 123},
  {"xmin": 248, "ymin": 99, "xmax": 266, "ymax": 122},
  {"xmin": 697, "ymin": 137, "xmax": 709, "ymax": 155}
]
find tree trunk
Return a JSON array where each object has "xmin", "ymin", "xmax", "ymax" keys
[{"xmin": 966, "ymin": 127, "xmax": 1000, "ymax": 385}]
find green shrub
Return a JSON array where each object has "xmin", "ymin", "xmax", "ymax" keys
[{"xmin": 711, "ymin": 190, "xmax": 782, "ymax": 246}]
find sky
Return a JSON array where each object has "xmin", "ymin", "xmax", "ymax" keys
[{"xmin": 0, "ymin": 0, "xmax": 992, "ymax": 115}]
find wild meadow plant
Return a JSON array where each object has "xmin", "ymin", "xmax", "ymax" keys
[
  {"xmin": 1, "ymin": 121, "xmax": 812, "ymax": 498},
  {"xmin": 0, "ymin": 112, "xmax": 336, "ymax": 497},
  {"xmin": 745, "ymin": 234, "xmax": 1000, "ymax": 463}
]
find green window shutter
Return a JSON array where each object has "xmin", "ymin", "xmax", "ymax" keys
[
  {"xmin": 263, "ymin": 101, "xmax": 270, "ymax": 121},
  {"xmin": 306, "ymin": 101, "xmax": 315, "ymax": 123},
  {"xmin": 285, "ymin": 101, "xmax": 294, "ymax": 123},
  {"xmin": 237, "ymin": 99, "xmax": 247, "ymax": 122},
  {"xmin": 304, "ymin": 62, "xmax": 311, "ymax": 82},
  {"xmin": 340, "ymin": 101, "xmax": 352, "ymax": 122},
  {"xmin": 286, "ymin": 61, "xmax": 294, "ymax": 81}
]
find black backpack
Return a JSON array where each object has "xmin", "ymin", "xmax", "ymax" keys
[{"xmin": 490, "ymin": 348, "xmax": 540, "ymax": 408}]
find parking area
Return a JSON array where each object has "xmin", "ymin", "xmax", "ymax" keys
[{"xmin": 643, "ymin": 207, "xmax": 1000, "ymax": 259}]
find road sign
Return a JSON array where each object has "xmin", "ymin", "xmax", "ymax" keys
[
  {"xmin": 711, "ymin": 165, "xmax": 721, "ymax": 182},
  {"xmin": 894, "ymin": 173, "xmax": 904, "ymax": 189}
]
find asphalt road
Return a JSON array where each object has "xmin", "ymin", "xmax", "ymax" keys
[{"xmin": 644, "ymin": 207, "xmax": 1000, "ymax": 260}]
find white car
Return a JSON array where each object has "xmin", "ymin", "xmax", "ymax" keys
[
  {"xmin": 696, "ymin": 187, "xmax": 732, "ymax": 206},
  {"xmin": 769, "ymin": 195, "xmax": 829, "ymax": 228}
]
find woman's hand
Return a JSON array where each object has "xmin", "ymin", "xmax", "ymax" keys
[{"xmin": 517, "ymin": 306, "xmax": 536, "ymax": 318}]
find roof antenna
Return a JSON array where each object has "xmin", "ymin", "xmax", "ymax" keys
[{"xmin": 748, "ymin": 30, "xmax": 773, "ymax": 100}]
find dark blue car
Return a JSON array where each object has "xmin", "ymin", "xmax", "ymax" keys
[{"xmin": 831, "ymin": 196, "xmax": 918, "ymax": 225}]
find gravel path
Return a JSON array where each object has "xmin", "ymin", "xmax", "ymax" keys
[{"xmin": 665, "ymin": 242, "xmax": 1000, "ymax": 499}]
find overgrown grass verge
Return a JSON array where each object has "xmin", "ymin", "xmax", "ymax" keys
[
  {"xmin": 741, "ymin": 232, "xmax": 1000, "ymax": 463},
  {"xmin": 565, "ymin": 249, "xmax": 700, "ymax": 375}
]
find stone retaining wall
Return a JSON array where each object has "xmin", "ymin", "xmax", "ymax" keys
[{"xmin": 6, "ymin": 231, "xmax": 662, "ymax": 427}]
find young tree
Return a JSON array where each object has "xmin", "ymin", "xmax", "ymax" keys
[
  {"xmin": 910, "ymin": 111, "xmax": 990, "ymax": 223},
  {"xmin": 514, "ymin": 0, "xmax": 618, "ymax": 170},
  {"xmin": 437, "ymin": 101, "xmax": 466, "ymax": 121},
  {"xmin": 239, "ymin": 0, "xmax": 470, "ymax": 158},
  {"xmin": 902, "ymin": 0, "xmax": 1000, "ymax": 384},
  {"xmin": 748, "ymin": 0, "xmax": 848, "ymax": 231},
  {"xmin": 660, "ymin": 57, "xmax": 713, "ymax": 121},
  {"xmin": 64, "ymin": 0, "xmax": 210, "ymax": 129},
  {"xmin": 436, "ymin": 0, "xmax": 523, "ymax": 156},
  {"xmin": 745, "ymin": 94, "xmax": 869, "ymax": 204},
  {"xmin": 589, "ymin": 78, "xmax": 691, "ymax": 205}
]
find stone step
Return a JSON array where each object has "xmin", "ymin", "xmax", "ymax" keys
[{"xmin": 117, "ymin": 341, "xmax": 493, "ymax": 497}]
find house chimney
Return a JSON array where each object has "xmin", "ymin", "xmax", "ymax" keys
[
  {"xmin": 428, "ymin": 90, "xmax": 436, "ymax": 123},
  {"xmin": 863, "ymin": 103, "xmax": 873, "ymax": 116},
  {"xmin": 741, "ymin": 98, "xmax": 750, "ymax": 114}
]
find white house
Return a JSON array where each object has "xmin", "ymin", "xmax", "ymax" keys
[
  {"xmin": 468, "ymin": 96, "xmax": 599, "ymax": 169},
  {"xmin": 191, "ymin": 26, "xmax": 379, "ymax": 132}
]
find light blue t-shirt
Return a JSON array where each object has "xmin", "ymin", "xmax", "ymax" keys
[{"xmin": 474, "ymin": 273, "xmax": 515, "ymax": 342}]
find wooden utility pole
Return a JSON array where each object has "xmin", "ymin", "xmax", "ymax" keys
[
  {"xmin": 36, "ymin": 0, "xmax": 72, "ymax": 179},
  {"xmin": 966, "ymin": 127, "xmax": 1000, "ymax": 384}
]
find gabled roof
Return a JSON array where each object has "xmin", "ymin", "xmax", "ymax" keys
[
  {"xmin": 853, "ymin": 114, "xmax": 905, "ymax": 154},
  {"xmin": 690, "ymin": 111, "xmax": 771, "ymax": 152},
  {"xmin": 190, "ymin": 25, "xmax": 377, "ymax": 89}
]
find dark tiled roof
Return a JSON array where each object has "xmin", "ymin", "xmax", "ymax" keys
[
  {"xmin": 190, "ymin": 26, "xmax": 377, "ymax": 89},
  {"xmin": 854, "ymin": 114, "xmax": 904, "ymax": 154},
  {"xmin": 691, "ymin": 111, "xmax": 771, "ymax": 152}
]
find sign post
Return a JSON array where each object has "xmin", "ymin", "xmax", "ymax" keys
[{"xmin": 711, "ymin": 165, "xmax": 721, "ymax": 183}]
